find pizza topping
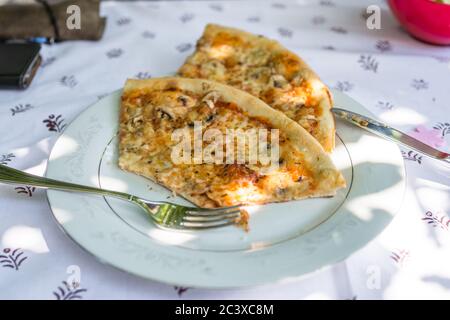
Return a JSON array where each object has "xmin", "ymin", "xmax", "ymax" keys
[
  {"xmin": 119, "ymin": 78, "xmax": 345, "ymax": 211},
  {"xmin": 245, "ymin": 48, "xmax": 271, "ymax": 66},
  {"xmin": 269, "ymin": 74, "xmax": 290, "ymax": 89},
  {"xmin": 177, "ymin": 94, "xmax": 196, "ymax": 107},
  {"xmin": 201, "ymin": 59, "xmax": 227, "ymax": 80},
  {"xmin": 155, "ymin": 107, "xmax": 174, "ymax": 120},
  {"xmin": 178, "ymin": 24, "xmax": 335, "ymax": 152},
  {"xmin": 236, "ymin": 209, "xmax": 250, "ymax": 232},
  {"xmin": 202, "ymin": 90, "xmax": 220, "ymax": 109},
  {"xmin": 120, "ymin": 84, "xmax": 312, "ymax": 207},
  {"xmin": 222, "ymin": 163, "xmax": 259, "ymax": 184}
]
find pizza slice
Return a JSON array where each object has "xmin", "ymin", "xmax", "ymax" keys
[
  {"xmin": 119, "ymin": 77, "xmax": 345, "ymax": 208},
  {"xmin": 178, "ymin": 24, "xmax": 335, "ymax": 152}
]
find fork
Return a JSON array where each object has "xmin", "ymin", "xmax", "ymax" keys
[{"xmin": 0, "ymin": 164, "xmax": 242, "ymax": 230}]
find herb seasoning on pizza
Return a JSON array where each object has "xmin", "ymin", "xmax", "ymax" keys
[
  {"xmin": 178, "ymin": 24, "xmax": 335, "ymax": 152},
  {"xmin": 119, "ymin": 77, "xmax": 345, "ymax": 209}
]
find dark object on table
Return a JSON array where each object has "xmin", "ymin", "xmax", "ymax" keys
[
  {"xmin": 0, "ymin": 43, "xmax": 42, "ymax": 89},
  {"xmin": 0, "ymin": 0, "xmax": 106, "ymax": 42}
]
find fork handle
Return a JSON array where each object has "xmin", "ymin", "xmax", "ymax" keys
[{"xmin": 0, "ymin": 164, "xmax": 133, "ymax": 201}]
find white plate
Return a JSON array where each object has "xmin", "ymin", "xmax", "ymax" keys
[{"xmin": 46, "ymin": 90, "xmax": 406, "ymax": 288}]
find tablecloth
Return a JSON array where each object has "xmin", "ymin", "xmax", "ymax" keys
[{"xmin": 0, "ymin": 0, "xmax": 449, "ymax": 300}]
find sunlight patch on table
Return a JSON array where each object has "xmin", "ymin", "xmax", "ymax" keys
[
  {"xmin": 416, "ymin": 179, "xmax": 450, "ymax": 211},
  {"xmin": 2, "ymin": 225, "xmax": 49, "ymax": 254}
]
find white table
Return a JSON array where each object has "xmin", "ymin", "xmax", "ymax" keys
[{"xmin": 0, "ymin": 0, "xmax": 449, "ymax": 300}]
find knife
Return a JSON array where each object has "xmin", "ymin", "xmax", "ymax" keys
[{"xmin": 332, "ymin": 107, "xmax": 450, "ymax": 165}]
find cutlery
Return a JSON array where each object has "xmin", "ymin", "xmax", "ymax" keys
[
  {"xmin": 332, "ymin": 108, "xmax": 450, "ymax": 164},
  {"xmin": 0, "ymin": 164, "xmax": 242, "ymax": 230}
]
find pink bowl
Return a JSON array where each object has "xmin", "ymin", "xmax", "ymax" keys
[{"xmin": 388, "ymin": 0, "xmax": 450, "ymax": 46}]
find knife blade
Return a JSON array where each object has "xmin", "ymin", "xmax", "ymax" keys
[{"xmin": 332, "ymin": 107, "xmax": 450, "ymax": 164}]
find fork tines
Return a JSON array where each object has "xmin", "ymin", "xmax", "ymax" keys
[{"xmin": 182, "ymin": 205, "xmax": 242, "ymax": 228}]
